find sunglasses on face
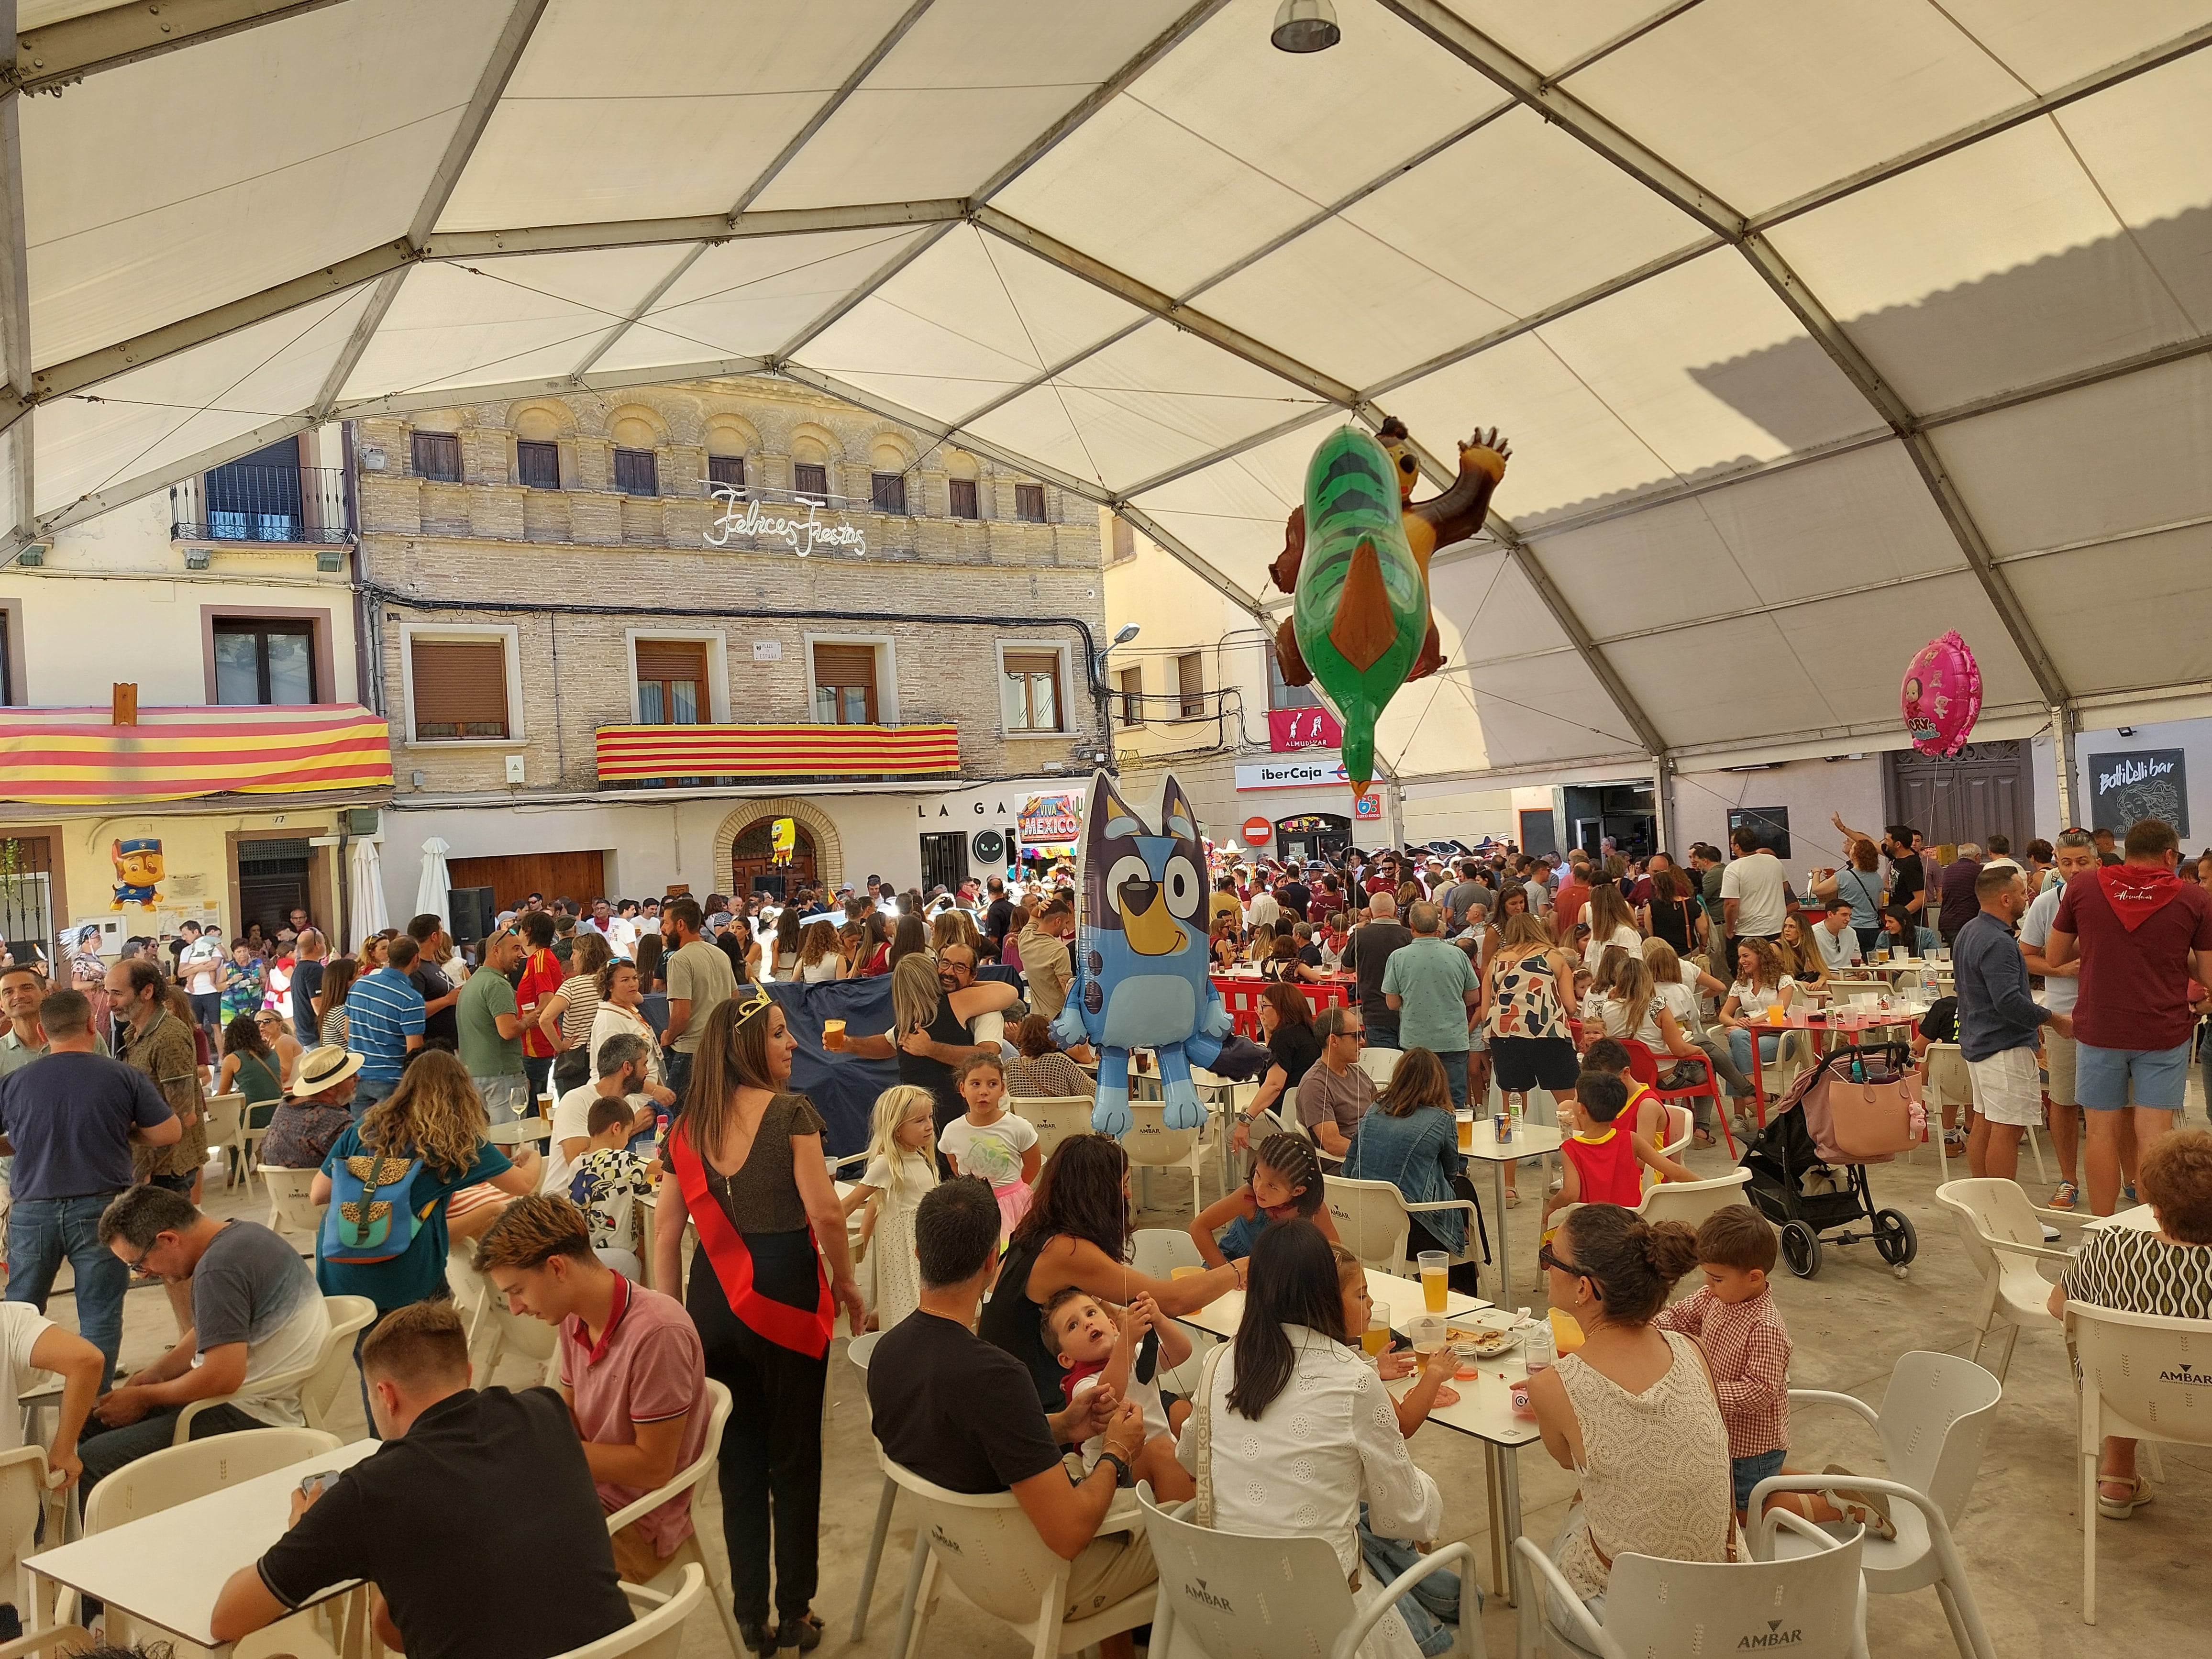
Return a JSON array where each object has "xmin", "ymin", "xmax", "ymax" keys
[{"xmin": 1538, "ymin": 1240, "xmax": 1594, "ymax": 1291}]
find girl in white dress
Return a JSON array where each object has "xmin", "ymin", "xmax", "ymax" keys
[
  {"xmin": 841, "ymin": 1084, "xmax": 938, "ymax": 1330},
  {"xmin": 1177, "ymin": 1220, "xmax": 1443, "ymax": 1659}
]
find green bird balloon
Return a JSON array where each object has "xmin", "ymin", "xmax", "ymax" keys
[{"xmin": 1270, "ymin": 419, "xmax": 1513, "ymax": 794}]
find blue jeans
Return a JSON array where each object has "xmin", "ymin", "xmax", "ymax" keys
[
  {"xmin": 1725, "ymin": 1028, "xmax": 1782, "ymax": 1097},
  {"xmin": 79, "ymin": 1400, "xmax": 263, "ymax": 1492},
  {"xmin": 352, "ymin": 1075, "xmax": 397, "ymax": 1119},
  {"xmin": 663, "ymin": 1047, "xmax": 694, "ymax": 1109},
  {"xmin": 1439, "ymin": 1051, "xmax": 1470, "ymax": 1113},
  {"xmin": 523, "ymin": 1055, "xmax": 553, "ymax": 1099},
  {"xmin": 6, "ymin": 1194, "xmax": 128, "ymax": 1390}
]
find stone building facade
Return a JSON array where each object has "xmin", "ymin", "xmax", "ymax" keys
[{"xmin": 357, "ymin": 376, "xmax": 1109, "ymax": 914}]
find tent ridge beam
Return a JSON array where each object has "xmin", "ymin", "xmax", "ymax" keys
[
  {"xmin": 330, "ymin": 356, "xmax": 770, "ymax": 420},
  {"xmin": 8, "ymin": 0, "xmax": 347, "ymax": 94},
  {"xmin": 420, "ymin": 199, "xmax": 971, "ymax": 261}
]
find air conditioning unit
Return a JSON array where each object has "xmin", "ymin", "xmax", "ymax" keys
[{"xmin": 342, "ymin": 808, "xmax": 381, "ymax": 836}]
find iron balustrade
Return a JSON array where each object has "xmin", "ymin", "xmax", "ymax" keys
[{"xmin": 172, "ymin": 465, "xmax": 353, "ymax": 545}]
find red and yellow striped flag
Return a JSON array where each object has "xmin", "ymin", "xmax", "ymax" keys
[
  {"xmin": 596, "ymin": 723, "xmax": 958, "ymax": 783},
  {"xmin": 0, "ymin": 705, "xmax": 394, "ymax": 806}
]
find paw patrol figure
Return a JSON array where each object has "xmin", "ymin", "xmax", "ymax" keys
[{"xmin": 111, "ymin": 838, "xmax": 164, "ymax": 910}]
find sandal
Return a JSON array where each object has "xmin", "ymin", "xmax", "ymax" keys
[
  {"xmin": 2049, "ymin": 1181, "xmax": 2078, "ymax": 1212},
  {"xmin": 778, "ymin": 1611, "xmax": 825, "ymax": 1652},
  {"xmin": 1693, "ymin": 1129, "xmax": 1716, "ymax": 1149},
  {"xmin": 2098, "ymin": 1475, "xmax": 2153, "ymax": 1519},
  {"xmin": 1504, "ymin": 1188, "xmax": 1520, "ymax": 1208},
  {"xmin": 1822, "ymin": 1465, "xmax": 1897, "ymax": 1541}
]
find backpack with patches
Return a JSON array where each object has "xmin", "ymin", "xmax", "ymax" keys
[{"xmin": 321, "ymin": 1148, "xmax": 432, "ymax": 1263}]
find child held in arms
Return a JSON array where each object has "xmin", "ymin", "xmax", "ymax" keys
[{"xmin": 1045, "ymin": 1285, "xmax": 1195, "ymax": 1501}]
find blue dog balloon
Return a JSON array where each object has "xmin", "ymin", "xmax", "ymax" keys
[{"xmin": 1051, "ymin": 770, "xmax": 1231, "ymax": 1136}]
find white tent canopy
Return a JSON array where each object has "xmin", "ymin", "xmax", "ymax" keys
[{"xmin": 8, "ymin": 0, "xmax": 2211, "ymax": 794}]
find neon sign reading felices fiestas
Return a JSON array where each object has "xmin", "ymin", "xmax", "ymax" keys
[{"xmin": 703, "ymin": 483, "xmax": 868, "ymax": 557}]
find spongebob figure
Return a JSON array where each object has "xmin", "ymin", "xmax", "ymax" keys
[{"xmin": 111, "ymin": 838, "xmax": 164, "ymax": 909}]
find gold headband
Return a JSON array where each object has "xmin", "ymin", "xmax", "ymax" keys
[{"xmin": 731, "ymin": 985, "xmax": 774, "ymax": 1027}]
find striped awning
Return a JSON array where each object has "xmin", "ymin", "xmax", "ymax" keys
[
  {"xmin": 597, "ymin": 723, "xmax": 959, "ymax": 785},
  {"xmin": 0, "ymin": 705, "xmax": 394, "ymax": 806}
]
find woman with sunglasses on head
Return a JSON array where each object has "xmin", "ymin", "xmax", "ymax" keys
[
  {"xmin": 1527, "ymin": 1204, "xmax": 1734, "ymax": 1628},
  {"xmin": 650, "ymin": 988, "xmax": 864, "ymax": 1655}
]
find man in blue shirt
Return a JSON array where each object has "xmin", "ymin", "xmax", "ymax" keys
[
  {"xmin": 346, "ymin": 935, "xmax": 427, "ymax": 1116},
  {"xmin": 1954, "ymin": 864, "xmax": 2070, "ymax": 1184},
  {"xmin": 1381, "ymin": 901, "xmax": 1480, "ymax": 1110}
]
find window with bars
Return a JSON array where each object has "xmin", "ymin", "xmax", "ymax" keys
[
  {"xmin": 517, "ymin": 441, "xmax": 560, "ymax": 490},
  {"xmin": 214, "ymin": 619, "xmax": 317, "ymax": 705},
  {"xmin": 1117, "ymin": 664, "xmax": 1143, "ymax": 725},
  {"xmin": 1003, "ymin": 650, "xmax": 1063, "ymax": 733},
  {"xmin": 411, "ymin": 432, "xmax": 461, "ymax": 482},
  {"xmin": 1177, "ymin": 652, "xmax": 1206, "ymax": 719},
  {"xmin": 812, "ymin": 643, "xmax": 878, "ymax": 725},
  {"xmin": 1014, "ymin": 483, "xmax": 1046, "ymax": 522},
  {"xmin": 948, "ymin": 477, "xmax": 979, "ymax": 519},
  {"xmin": 409, "ymin": 638, "xmax": 509, "ymax": 739},
  {"xmin": 1109, "ymin": 516, "xmax": 1136, "ymax": 564},
  {"xmin": 794, "ymin": 463, "xmax": 829, "ymax": 502},
  {"xmin": 635, "ymin": 638, "xmax": 708, "ymax": 724},
  {"xmin": 707, "ymin": 454, "xmax": 746, "ymax": 494},
  {"xmin": 613, "ymin": 448, "xmax": 658, "ymax": 497},
  {"xmin": 871, "ymin": 472, "xmax": 907, "ymax": 515}
]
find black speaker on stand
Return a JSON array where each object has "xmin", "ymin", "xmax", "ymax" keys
[{"xmin": 448, "ymin": 886, "xmax": 496, "ymax": 946}]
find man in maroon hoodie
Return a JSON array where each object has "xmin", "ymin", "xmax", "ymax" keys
[{"xmin": 2045, "ymin": 818, "xmax": 2212, "ymax": 1215}]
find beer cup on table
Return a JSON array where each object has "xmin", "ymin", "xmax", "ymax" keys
[{"xmin": 1417, "ymin": 1250, "xmax": 1449, "ymax": 1313}]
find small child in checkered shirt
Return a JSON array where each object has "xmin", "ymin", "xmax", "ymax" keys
[{"xmin": 1656, "ymin": 1206, "xmax": 1895, "ymax": 1537}]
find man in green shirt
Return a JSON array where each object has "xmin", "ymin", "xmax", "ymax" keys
[
  {"xmin": 1380, "ymin": 901, "xmax": 1480, "ymax": 1112},
  {"xmin": 456, "ymin": 929, "xmax": 529, "ymax": 1128}
]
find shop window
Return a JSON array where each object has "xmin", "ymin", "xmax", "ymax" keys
[
  {"xmin": 1014, "ymin": 483, "xmax": 1046, "ymax": 522},
  {"xmin": 813, "ymin": 643, "xmax": 879, "ymax": 725},
  {"xmin": 410, "ymin": 432, "xmax": 461, "ymax": 482},
  {"xmin": 708, "ymin": 454, "xmax": 746, "ymax": 495},
  {"xmin": 948, "ymin": 478, "xmax": 979, "ymax": 519},
  {"xmin": 517, "ymin": 440, "xmax": 560, "ymax": 490},
  {"xmin": 409, "ymin": 637, "xmax": 509, "ymax": 739},
  {"xmin": 794, "ymin": 463, "xmax": 829, "ymax": 502},
  {"xmin": 636, "ymin": 639, "xmax": 708, "ymax": 725},
  {"xmin": 213, "ymin": 618, "xmax": 317, "ymax": 705},
  {"xmin": 613, "ymin": 447, "xmax": 658, "ymax": 497},
  {"xmin": 871, "ymin": 472, "xmax": 907, "ymax": 515},
  {"xmin": 1003, "ymin": 650, "xmax": 1062, "ymax": 733}
]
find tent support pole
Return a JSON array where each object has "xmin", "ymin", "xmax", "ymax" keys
[{"xmin": 2052, "ymin": 706, "xmax": 2079, "ymax": 833}]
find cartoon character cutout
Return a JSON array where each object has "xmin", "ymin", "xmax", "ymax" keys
[
  {"xmin": 110, "ymin": 838, "xmax": 164, "ymax": 910},
  {"xmin": 770, "ymin": 817, "xmax": 797, "ymax": 868},
  {"xmin": 1051, "ymin": 770, "xmax": 1231, "ymax": 1135}
]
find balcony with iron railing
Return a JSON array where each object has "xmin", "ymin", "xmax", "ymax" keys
[{"xmin": 171, "ymin": 465, "xmax": 354, "ymax": 549}]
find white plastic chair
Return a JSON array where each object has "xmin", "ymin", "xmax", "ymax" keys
[
  {"xmin": 548, "ymin": 1563, "xmax": 706, "ymax": 1659},
  {"xmin": 466, "ymin": 1265, "xmax": 558, "ymax": 1389},
  {"xmin": 1323, "ymin": 1173, "xmax": 1479, "ymax": 1284},
  {"xmin": 1755, "ymin": 1350, "xmax": 2001, "ymax": 1659},
  {"xmin": 1356, "ymin": 1046, "xmax": 1401, "ymax": 1086},
  {"xmin": 604, "ymin": 1379, "xmax": 745, "ymax": 1657},
  {"xmin": 883, "ymin": 1451, "xmax": 1154, "ymax": 1659},
  {"xmin": 1122, "ymin": 1099, "xmax": 1211, "ymax": 1217},
  {"xmin": 1007, "ymin": 1095, "xmax": 1092, "ymax": 1164},
  {"xmin": 0, "ymin": 1446, "xmax": 65, "ymax": 1623},
  {"xmin": 1514, "ymin": 1517, "xmax": 1866, "ymax": 1659},
  {"xmin": 175, "ymin": 1294, "xmax": 378, "ymax": 1443},
  {"xmin": 846, "ymin": 1331, "xmax": 924, "ymax": 1654},
  {"xmin": 1139, "ymin": 1483, "xmax": 1482, "ymax": 1659},
  {"xmin": 1656, "ymin": 1100, "xmax": 1693, "ymax": 1160},
  {"xmin": 259, "ymin": 1164, "xmax": 328, "ymax": 1248},
  {"xmin": 202, "ymin": 1091, "xmax": 244, "ymax": 1186},
  {"xmin": 2064, "ymin": 1300, "xmax": 2212, "ymax": 1624},
  {"xmin": 1933, "ymin": 1178, "xmax": 2075, "ymax": 1380},
  {"xmin": 1633, "ymin": 1167, "xmax": 1753, "ymax": 1229}
]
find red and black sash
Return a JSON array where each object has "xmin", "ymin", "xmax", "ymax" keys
[{"xmin": 669, "ymin": 1132, "xmax": 834, "ymax": 1359}]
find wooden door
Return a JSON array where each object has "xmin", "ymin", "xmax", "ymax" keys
[
  {"xmin": 732, "ymin": 821, "xmax": 816, "ymax": 899},
  {"xmin": 447, "ymin": 850, "xmax": 608, "ymax": 910},
  {"xmin": 1884, "ymin": 741, "xmax": 2030, "ymax": 850}
]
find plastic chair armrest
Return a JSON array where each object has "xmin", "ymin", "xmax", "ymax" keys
[
  {"xmin": 173, "ymin": 1355, "xmax": 323, "ymax": 1441},
  {"xmin": 1982, "ymin": 1235, "xmax": 2075, "ymax": 1264},
  {"xmin": 1784, "ymin": 1388, "xmax": 1881, "ymax": 1428},
  {"xmin": 1746, "ymin": 1472, "xmax": 1947, "ymax": 1559},
  {"xmin": 1510, "ymin": 1537, "xmax": 1615, "ymax": 1658},
  {"xmin": 1403, "ymin": 1200, "xmax": 1477, "ymax": 1217},
  {"xmin": 1338, "ymin": 1540, "xmax": 1475, "ymax": 1659},
  {"xmin": 0, "ymin": 1625, "xmax": 95, "ymax": 1659},
  {"xmin": 1761, "ymin": 1506, "xmax": 1848, "ymax": 1555},
  {"xmin": 606, "ymin": 1479, "xmax": 687, "ymax": 1535}
]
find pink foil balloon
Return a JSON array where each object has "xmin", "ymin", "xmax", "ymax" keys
[{"xmin": 1902, "ymin": 632, "xmax": 1982, "ymax": 757}]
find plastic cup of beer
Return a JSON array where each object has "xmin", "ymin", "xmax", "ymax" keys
[
  {"xmin": 1417, "ymin": 1251, "xmax": 1449, "ymax": 1313},
  {"xmin": 1455, "ymin": 1109, "xmax": 1474, "ymax": 1151},
  {"xmin": 822, "ymin": 1018, "xmax": 846, "ymax": 1051},
  {"xmin": 1362, "ymin": 1305, "xmax": 1392, "ymax": 1360},
  {"xmin": 1171, "ymin": 1265, "xmax": 1203, "ymax": 1282},
  {"xmin": 1409, "ymin": 1313, "xmax": 1447, "ymax": 1357}
]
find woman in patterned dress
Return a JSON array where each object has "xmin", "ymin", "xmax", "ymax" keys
[{"xmin": 1484, "ymin": 911, "xmax": 1580, "ymax": 1205}]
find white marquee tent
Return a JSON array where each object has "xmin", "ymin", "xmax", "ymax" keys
[{"xmin": 8, "ymin": 0, "xmax": 2212, "ymax": 810}]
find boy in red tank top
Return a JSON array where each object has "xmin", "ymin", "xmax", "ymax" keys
[{"xmin": 1544, "ymin": 1071, "xmax": 1695, "ymax": 1231}]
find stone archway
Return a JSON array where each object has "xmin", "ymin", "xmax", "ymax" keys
[{"xmin": 712, "ymin": 797, "xmax": 844, "ymax": 895}]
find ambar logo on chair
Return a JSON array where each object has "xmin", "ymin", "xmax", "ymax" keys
[
  {"xmin": 2158, "ymin": 1364, "xmax": 2212, "ymax": 1384},
  {"xmin": 1738, "ymin": 1620, "xmax": 1803, "ymax": 1648},
  {"xmin": 1181, "ymin": 1577, "xmax": 1234, "ymax": 1614}
]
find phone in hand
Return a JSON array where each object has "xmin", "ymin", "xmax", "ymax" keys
[{"xmin": 298, "ymin": 1471, "xmax": 341, "ymax": 1498}]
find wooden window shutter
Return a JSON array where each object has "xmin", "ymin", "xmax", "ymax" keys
[
  {"xmin": 410, "ymin": 639, "xmax": 508, "ymax": 735},
  {"xmin": 636, "ymin": 640, "xmax": 707, "ymax": 683},
  {"xmin": 812, "ymin": 644, "xmax": 877, "ymax": 688}
]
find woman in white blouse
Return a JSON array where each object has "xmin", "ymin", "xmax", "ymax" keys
[
  {"xmin": 1716, "ymin": 937, "xmax": 1796, "ymax": 1111},
  {"xmin": 1580, "ymin": 884, "xmax": 1643, "ymax": 972},
  {"xmin": 586, "ymin": 958, "xmax": 677, "ymax": 1112},
  {"xmin": 1178, "ymin": 1220, "xmax": 1443, "ymax": 1659}
]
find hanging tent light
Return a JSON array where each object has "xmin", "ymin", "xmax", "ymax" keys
[{"xmin": 1271, "ymin": 0, "xmax": 1340, "ymax": 53}]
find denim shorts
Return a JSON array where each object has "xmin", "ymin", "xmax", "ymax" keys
[
  {"xmin": 1733, "ymin": 1448, "xmax": 1787, "ymax": 1512},
  {"xmin": 2076, "ymin": 1039, "xmax": 2190, "ymax": 1111}
]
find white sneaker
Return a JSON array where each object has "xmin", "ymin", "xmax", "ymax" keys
[{"xmin": 2041, "ymin": 1221, "xmax": 2061, "ymax": 1242}]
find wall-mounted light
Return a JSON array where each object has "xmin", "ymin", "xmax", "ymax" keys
[
  {"xmin": 1271, "ymin": 0, "xmax": 1340, "ymax": 52},
  {"xmin": 183, "ymin": 548, "xmax": 211, "ymax": 571}
]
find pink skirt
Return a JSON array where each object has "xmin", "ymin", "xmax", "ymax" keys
[{"xmin": 994, "ymin": 1180, "xmax": 1032, "ymax": 1241}]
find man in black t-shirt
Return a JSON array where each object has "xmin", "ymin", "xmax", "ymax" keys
[
  {"xmin": 870, "ymin": 1182, "xmax": 1150, "ymax": 1653},
  {"xmin": 212, "ymin": 1300, "xmax": 631, "ymax": 1659},
  {"xmin": 405, "ymin": 914, "xmax": 460, "ymax": 1050},
  {"xmin": 1344, "ymin": 892, "xmax": 1413, "ymax": 1048},
  {"xmin": 983, "ymin": 875, "xmax": 1015, "ymax": 960}
]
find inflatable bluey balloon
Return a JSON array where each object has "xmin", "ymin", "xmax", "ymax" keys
[{"xmin": 1051, "ymin": 770, "xmax": 1230, "ymax": 1136}]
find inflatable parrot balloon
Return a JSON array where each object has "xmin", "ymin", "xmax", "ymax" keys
[
  {"xmin": 1271, "ymin": 418, "xmax": 1511, "ymax": 792},
  {"xmin": 1050, "ymin": 770, "xmax": 1230, "ymax": 1137}
]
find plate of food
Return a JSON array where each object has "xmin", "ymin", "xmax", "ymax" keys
[{"xmin": 1448, "ymin": 1317, "xmax": 1523, "ymax": 1363}]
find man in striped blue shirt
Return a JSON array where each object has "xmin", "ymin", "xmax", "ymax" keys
[{"xmin": 347, "ymin": 935, "xmax": 426, "ymax": 1115}]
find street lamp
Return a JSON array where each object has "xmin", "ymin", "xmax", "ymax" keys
[{"xmin": 1095, "ymin": 622, "xmax": 1142, "ymax": 758}]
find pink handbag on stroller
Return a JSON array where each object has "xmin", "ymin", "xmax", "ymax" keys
[{"xmin": 1787, "ymin": 1045, "xmax": 1924, "ymax": 1164}]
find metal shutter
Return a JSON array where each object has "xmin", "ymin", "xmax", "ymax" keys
[{"xmin": 409, "ymin": 639, "xmax": 509, "ymax": 734}]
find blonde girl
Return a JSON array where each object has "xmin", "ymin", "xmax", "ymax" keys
[
  {"xmin": 940, "ymin": 1051, "xmax": 1039, "ymax": 1239},
  {"xmin": 841, "ymin": 1084, "xmax": 939, "ymax": 1329},
  {"xmin": 1581, "ymin": 943, "xmax": 1635, "ymax": 1027}
]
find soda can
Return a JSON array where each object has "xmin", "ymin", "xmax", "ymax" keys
[{"xmin": 1493, "ymin": 1112, "xmax": 1511, "ymax": 1144}]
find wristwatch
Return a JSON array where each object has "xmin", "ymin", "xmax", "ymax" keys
[{"xmin": 1097, "ymin": 1449, "xmax": 1134, "ymax": 1486}]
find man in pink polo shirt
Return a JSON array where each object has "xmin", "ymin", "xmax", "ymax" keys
[{"xmin": 475, "ymin": 1194, "xmax": 707, "ymax": 1583}]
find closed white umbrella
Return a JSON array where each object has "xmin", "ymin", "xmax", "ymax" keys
[
  {"xmin": 414, "ymin": 837, "xmax": 453, "ymax": 935},
  {"xmin": 349, "ymin": 838, "xmax": 388, "ymax": 953}
]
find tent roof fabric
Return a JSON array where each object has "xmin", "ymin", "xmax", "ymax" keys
[{"xmin": 8, "ymin": 0, "xmax": 2212, "ymax": 780}]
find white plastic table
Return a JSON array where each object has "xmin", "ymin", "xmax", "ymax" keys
[
  {"xmin": 1460, "ymin": 1117, "xmax": 1564, "ymax": 1311},
  {"xmin": 23, "ymin": 1437, "xmax": 381, "ymax": 1652},
  {"xmin": 1388, "ymin": 1336, "xmax": 1546, "ymax": 1616},
  {"xmin": 1174, "ymin": 1264, "xmax": 1489, "ymax": 1340}
]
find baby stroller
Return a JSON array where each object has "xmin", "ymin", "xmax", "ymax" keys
[{"xmin": 1739, "ymin": 1041, "xmax": 1922, "ymax": 1280}]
